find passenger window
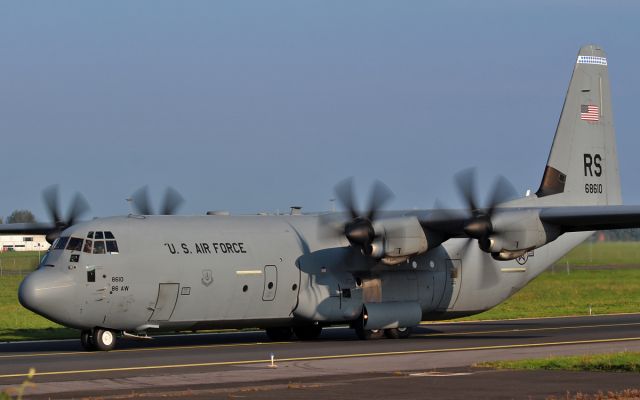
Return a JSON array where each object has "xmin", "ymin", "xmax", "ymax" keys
[
  {"xmin": 93, "ymin": 241, "xmax": 106, "ymax": 254},
  {"xmin": 83, "ymin": 239, "xmax": 93, "ymax": 254},
  {"xmin": 87, "ymin": 231, "xmax": 94, "ymax": 239},
  {"xmin": 106, "ymin": 240, "xmax": 119, "ymax": 254},
  {"xmin": 66, "ymin": 237, "xmax": 84, "ymax": 252},
  {"xmin": 105, "ymin": 231, "xmax": 114, "ymax": 239},
  {"xmin": 95, "ymin": 232, "xmax": 104, "ymax": 239},
  {"xmin": 54, "ymin": 237, "xmax": 69, "ymax": 250}
]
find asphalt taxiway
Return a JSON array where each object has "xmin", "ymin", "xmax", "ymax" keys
[{"xmin": 1, "ymin": 313, "xmax": 640, "ymax": 399}]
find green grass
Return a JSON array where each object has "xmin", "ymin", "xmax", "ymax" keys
[
  {"xmin": 554, "ymin": 242, "xmax": 640, "ymax": 267},
  {"xmin": 0, "ymin": 275, "xmax": 76, "ymax": 341},
  {"xmin": 476, "ymin": 351, "xmax": 640, "ymax": 372},
  {"xmin": 465, "ymin": 268, "xmax": 640, "ymax": 320},
  {"xmin": 0, "ymin": 251, "xmax": 41, "ymax": 274}
]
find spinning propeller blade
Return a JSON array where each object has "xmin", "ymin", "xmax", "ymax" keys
[
  {"xmin": 131, "ymin": 186, "xmax": 184, "ymax": 215},
  {"xmin": 42, "ymin": 185, "xmax": 90, "ymax": 243}
]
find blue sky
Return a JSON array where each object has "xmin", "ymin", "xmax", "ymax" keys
[{"xmin": 1, "ymin": 1, "xmax": 639, "ymax": 221}]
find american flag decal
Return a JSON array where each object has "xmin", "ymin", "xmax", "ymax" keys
[{"xmin": 580, "ymin": 104, "xmax": 599, "ymax": 122}]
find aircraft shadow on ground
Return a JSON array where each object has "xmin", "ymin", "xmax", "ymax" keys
[{"xmin": 0, "ymin": 326, "xmax": 547, "ymax": 353}]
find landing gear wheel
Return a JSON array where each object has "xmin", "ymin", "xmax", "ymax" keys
[
  {"xmin": 93, "ymin": 328, "xmax": 116, "ymax": 351},
  {"xmin": 384, "ymin": 327, "xmax": 413, "ymax": 339},
  {"xmin": 80, "ymin": 330, "xmax": 96, "ymax": 351},
  {"xmin": 265, "ymin": 327, "xmax": 293, "ymax": 341},
  {"xmin": 293, "ymin": 325, "xmax": 322, "ymax": 340},
  {"xmin": 354, "ymin": 326, "xmax": 384, "ymax": 340}
]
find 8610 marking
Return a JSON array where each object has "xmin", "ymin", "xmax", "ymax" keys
[{"xmin": 585, "ymin": 183, "xmax": 603, "ymax": 194}]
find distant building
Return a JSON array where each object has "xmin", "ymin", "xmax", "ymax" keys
[{"xmin": 0, "ymin": 235, "xmax": 50, "ymax": 252}]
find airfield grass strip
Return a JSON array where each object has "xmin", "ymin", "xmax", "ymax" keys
[
  {"xmin": 459, "ymin": 268, "xmax": 640, "ymax": 321},
  {"xmin": 476, "ymin": 351, "xmax": 640, "ymax": 372},
  {"xmin": 556, "ymin": 241, "xmax": 640, "ymax": 267},
  {"xmin": 0, "ymin": 275, "xmax": 77, "ymax": 341},
  {"xmin": 0, "ymin": 251, "xmax": 41, "ymax": 274}
]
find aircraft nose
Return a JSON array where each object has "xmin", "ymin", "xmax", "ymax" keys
[{"xmin": 19, "ymin": 269, "xmax": 76, "ymax": 325}]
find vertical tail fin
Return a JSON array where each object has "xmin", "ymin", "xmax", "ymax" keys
[{"xmin": 536, "ymin": 44, "xmax": 622, "ymax": 206}]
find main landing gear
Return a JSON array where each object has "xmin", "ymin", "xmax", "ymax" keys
[
  {"xmin": 354, "ymin": 326, "xmax": 413, "ymax": 340},
  {"xmin": 80, "ymin": 328, "xmax": 117, "ymax": 351}
]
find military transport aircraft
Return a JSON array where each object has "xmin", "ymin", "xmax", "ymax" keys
[{"xmin": 2, "ymin": 45, "xmax": 639, "ymax": 351}]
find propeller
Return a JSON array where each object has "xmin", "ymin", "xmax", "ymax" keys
[
  {"xmin": 130, "ymin": 186, "xmax": 184, "ymax": 215},
  {"xmin": 321, "ymin": 178, "xmax": 394, "ymax": 257},
  {"xmin": 453, "ymin": 168, "xmax": 518, "ymax": 254},
  {"xmin": 430, "ymin": 169, "xmax": 517, "ymax": 289},
  {"xmin": 42, "ymin": 185, "xmax": 90, "ymax": 243}
]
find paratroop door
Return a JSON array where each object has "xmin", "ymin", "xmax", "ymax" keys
[
  {"xmin": 262, "ymin": 265, "xmax": 277, "ymax": 301},
  {"xmin": 149, "ymin": 283, "xmax": 179, "ymax": 321}
]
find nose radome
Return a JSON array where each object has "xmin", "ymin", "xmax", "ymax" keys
[
  {"xmin": 19, "ymin": 270, "xmax": 76, "ymax": 325},
  {"xmin": 18, "ymin": 273, "xmax": 38, "ymax": 313}
]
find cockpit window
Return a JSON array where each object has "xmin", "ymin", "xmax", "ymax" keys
[
  {"xmin": 54, "ymin": 237, "xmax": 69, "ymax": 250},
  {"xmin": 66, "ymin": 237, "xmax": 84, "ymax": 251},
  {"xmin": 106, "ymin": 240, "xmax": 119, "ymax": 253},
  {"xmin": 93, "ymin": 241, "xmax": 106, "ymax": 254},
  {"xmin": 82, "ymin": 232, "xmax": 119, "ymax": 255}
]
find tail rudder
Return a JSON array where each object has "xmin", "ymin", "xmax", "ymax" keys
[{"xmin": 536, "ymin": 44, "xmax": 621, "ymax": 206}]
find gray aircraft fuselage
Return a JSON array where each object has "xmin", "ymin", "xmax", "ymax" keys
[{"xmin": 19, "ymin": 213, "xmax": 589, "ymax": 334}]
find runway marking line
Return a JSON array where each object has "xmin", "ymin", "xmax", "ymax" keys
[
  {"xmin": 0, "ymin": 341, "xmax": 295, "ymax": 360},
  {"xmin": 2, "ymin": 321, "xmax": 639, "ymax": 361},
  {"xmin": 1, "ymin": 336, "xmax": 640, "ymax": 379}
]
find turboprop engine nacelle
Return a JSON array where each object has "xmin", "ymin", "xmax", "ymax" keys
[
  {"xmin": 485, "ymin": 209, "xmax": 562, "ymax": 260},
  {"xmin": 369, "ymin": 216, "xmax": 429, "ymax": 264}
]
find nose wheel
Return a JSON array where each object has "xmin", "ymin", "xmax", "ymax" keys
[{"xmin": 80, "ymin": 328, "xmax": 117, "ymax": 351}]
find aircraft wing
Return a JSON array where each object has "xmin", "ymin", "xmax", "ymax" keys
[
  {"xmin": 539, "ymin": 205, "xmax": 640, "ymax": 232},
  {"xmin": 419, "ymin": 204, "xmax": 640, "ymax": 241},
  {"xmin": 0, "ymin": 223, "xmax": 58, "ymax": 235}
]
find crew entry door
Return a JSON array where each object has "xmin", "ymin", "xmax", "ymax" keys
[{"xmin": 149, "ymin": 283, "xmax": 180, "ymax": 321}]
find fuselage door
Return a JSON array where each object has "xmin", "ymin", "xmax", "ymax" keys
[
  {"xmin": 149, "ymin": 283, "xmax": 180, "ymax": 321},
  {"xmin": 446, "ymin": 259, "xmax": 463, "ymax": 309},
  {"xmin": 262, "ymin": 265, "xmax": 277, "ymax": 301}
]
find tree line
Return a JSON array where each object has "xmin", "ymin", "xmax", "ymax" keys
[{"xmin": 0, "ymin": 210, "xmax": 36, "ymax": 224}]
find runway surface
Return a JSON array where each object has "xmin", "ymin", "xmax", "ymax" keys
[{"xmin": 1, "ymin": 313, "xmax": 640, "ymax": 399}]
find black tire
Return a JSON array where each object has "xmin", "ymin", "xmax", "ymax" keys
[
  {"xmin": 293, "ymin": 325, "xmax": 322, "ymax": 340},
  {"xmin": 80, "ymin": 330, "xmax": 96, "ymax": 351},
  {"xmin": 93, "ymin": 328, "xmax": 116, "ymax": 351},
  {"xmin": 384, "ymin": 327, "xmax": 413, "ymax": 339},
  {"xmin": 265, "ymin": 327, "xmax": 293, "ymax": 341},
  {"xmin": 354, "ymin": 326, "xmax": 384, "ymax": 340}
]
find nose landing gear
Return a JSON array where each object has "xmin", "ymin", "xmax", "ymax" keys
[{"xmin": 80, "ymin": 328, "xmax": 117, "ymax": 351}]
